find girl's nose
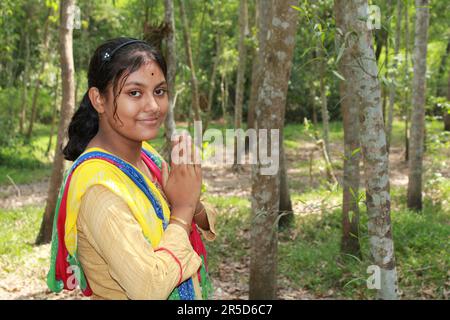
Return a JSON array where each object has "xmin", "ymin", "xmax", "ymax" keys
[{"xmin": 143, "ymin": 94, "xmax": 160, "ymax": 113}]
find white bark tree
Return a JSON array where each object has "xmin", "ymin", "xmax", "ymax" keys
[{"xmin": 335, "ymin": 0, "xmax": 399, "ymax": 299}]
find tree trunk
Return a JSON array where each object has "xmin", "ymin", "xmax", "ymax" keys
[
  {"xmin": 250, "ymin": 0, "xmax": 298, "ymax": 300},
  {"xmin": 46, "ymin": 72, "xmax": 60, "ymax": 156},
  {"xmin": 204, "ymin": 33, "xmax": 222, "ymax": 132},
  {"xmin": 179, "ymin": 0, "xmax": 201, "ymax": 122},
  {"xmin": 407, "ymin": 0, "xmax": 430, "ymax": 211},
  {"xmin": 336, "ymin": 14, "xmax": 362, "ymax": 256},
  {"xmin": 317, "ymin": 43, "xmax": 331, "ymax": 158},
  {"xmin": 233, "ymin": 0, "xmax": 248, "ymax": 171},
  {"xmin": 278, "ymin": 126, "xmax": 294, "ymax": 230},
  {"xmin": 404, "ymin": 0, "xmax": 411, "ymax": 162},
  {"xmin": 248, "ymin": 1, "xmax": 271, "ymax": 132},
  {"xmin": 26, "ymin": 7, "xmax": 53, "ymax": 142},
  {"xmin": 20, "ymin": 24, "xmax": 30, "ymax": 135},
  {"xmin": 387, "ymin": 0, "xmax": 403, "ymax": 152},
  {"xmin": 163, "ymin": 0, "xmax": 177, "ymax": 161},
  {"xmin": 36, "ymin": 0, "xmax": 76, "ymax": 245},
  {"xmin": 335, "ymin": 0, "xmax": 399, "ymax": 300}
]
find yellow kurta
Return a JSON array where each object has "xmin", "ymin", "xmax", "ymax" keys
[{"xmin": 67, "ymin": 144, "xmax": 216, "ymax": 299}]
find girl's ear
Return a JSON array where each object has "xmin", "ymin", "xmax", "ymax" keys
[{"xmin": 88, "ymin": 87, "xmax": 106, "ymax": 114}]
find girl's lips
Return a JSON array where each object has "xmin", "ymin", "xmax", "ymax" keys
[{"xmin": 137, "ymin": 118, "xmax": 159, "ymax": 125}]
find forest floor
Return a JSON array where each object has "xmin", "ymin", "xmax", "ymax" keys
[{"xmin": 0, "ymin": 120, "xmax": 449, "ymax": 300}]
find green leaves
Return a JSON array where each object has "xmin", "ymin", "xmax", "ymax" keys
[{"xmin": 332, "ymin": 70, "xmax": 346, "ymax": 81}]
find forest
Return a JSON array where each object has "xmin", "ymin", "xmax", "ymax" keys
[{"xmin": 0, "ymin": 0, "xmax": 449, "ymax": 300}]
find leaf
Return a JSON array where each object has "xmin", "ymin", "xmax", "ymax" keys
[
  {"xmin": 332, "ymin": 70, "xmax": 346, "ymax": 81},
  {"xmin": 348, "ymin": 210, "xmax": 354, "ymax": 223},
  {"xmin": 335, "ymin": 44, "xmax": 346, "ymax": 66},
  {"xmin": 351, "ymin": 147, "xmax": 361, "ymax": 158}
]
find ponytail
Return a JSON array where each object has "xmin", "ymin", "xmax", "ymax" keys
[{"xmin": 63, "ymin": 92, "xmax": 99, "ymax": 161}]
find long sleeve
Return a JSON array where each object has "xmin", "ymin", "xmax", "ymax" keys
[
  {"xmin": 77, "ymin": 184, "xmax": 202, "ymax": 300},
  {"xmin": 197, "ymin": 201, "xmax": 218, "ymax": 242}
]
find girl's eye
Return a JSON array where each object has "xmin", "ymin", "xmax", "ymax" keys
[
  {"xmin": 129, "ymin": 91, "xmax": 142, "ymax": 97},
  {"xmin": 154, "ymin": 88, "xmax": 167, "ymax": 96}
]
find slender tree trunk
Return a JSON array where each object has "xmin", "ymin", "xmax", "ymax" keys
[
  {"xmin": 163, "ymin": 0, "xmax": 177, "ymax": 161},
  {"xmin": 387, "ymin": 0, "xmax": 403, "ymax": 152},
  {"xmin": 317, "ymin": 44, "xmax": 331, "ymax": 159},
  {"xmin": 26, "ymin": 8, "xmax": 53, "ymax": 141},
  {"xmin": 179, "ymin": 0, "xmax": 201, "ymax": 122},
  {"xmin": 248, "ymin": 1, "xmax": 271, "ymax": 132},
  {"xmin": 250, "ymin": 0, "xmax": 298, "ymax": 300},
  {"xmin": 404, "ymin": 0, "xmax": 411, "ymax": 162},
  {"xmin": 278, "ymin": 123, "xmax": 294, "ymax": 230},
  {"xmin": 336, "ymin": 15, "xmax": 361, "ymax": 256},
  {"xmin": 335, "ymin": 0, "xmax": 399, "ymax": 300},
  {"xmin": 247, "ymin": 3, "xmax": 260, "ymax": 131},
  {"xmin": 233, "ymin": 0, "xmax": 248, "ymax": 171},
  {"xmin": 340, "ymin": 85, "xmax": 361, "ymax": 257},
  {"xmin": 204, "ymin": 33, "xmax": 221, "ymax": 132},
  {"xmin": 36, "ymin": 0, "xmax": 76, "ymax": 245},
  {"xmin": 20, "ymin": 26, "xmax": 30, "ymax": 135},
  {"xmin": 46, "ymin": 72, "xmax": 60, "ymax": 155},
  {"xmin": 407, "ymin": 0, "xmax": 430, "ymax": 211}
]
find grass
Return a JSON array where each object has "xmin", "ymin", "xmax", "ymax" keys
[{"xmin": 0, "ymin": 205, "xmax": 43, "ymax": 273}]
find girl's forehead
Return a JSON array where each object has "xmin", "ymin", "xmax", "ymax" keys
[{"xmin": 135, "ymin": 60, "xmax": 163, "ymax": 77}]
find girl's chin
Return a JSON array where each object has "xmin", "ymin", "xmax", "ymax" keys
[{"xmin": 138, "ymin": 128, "xmax": 161, "ymax": 141}]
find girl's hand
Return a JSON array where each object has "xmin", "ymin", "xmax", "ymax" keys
[{"xmin": 162, "ymin": 133, "xmax": 202, "ymax": 223}]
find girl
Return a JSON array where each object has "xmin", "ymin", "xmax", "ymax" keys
[{"xmin": 47, "ymin": 37, "xmax": 216, "ymax": 300}]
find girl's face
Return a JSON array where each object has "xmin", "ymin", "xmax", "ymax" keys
[{"xmin": 103, "ymin": 59, "xmax": 168, "ymax": 142}]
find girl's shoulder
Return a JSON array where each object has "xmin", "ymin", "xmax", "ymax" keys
[{"xmin": 142, "ymin": 141, "xmax": 166, "ymax": 167}]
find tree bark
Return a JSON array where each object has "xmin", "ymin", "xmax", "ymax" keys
[
  {"xmin": 335, "ymin": 0, "xmax": 399, "ymax": 300},
  {"xmin": 317, "ymin": 42, "xmax": 331, "ymax": 159},
  {"xmin": 26, "ymin": 7, "xmax": 53, "ymax": 141},
  {"xmin": 36, "ymin": 0, "xmax": 76, "ymax": 245},
  {"xmin": 278, "ymin": 129, "xmax": 294, "ymax": 230},
  {"xmin": 46, "ymin": 72, "xmax": 60, "ymax": 155},
  {"xmin": 404, "ymin": 0, "xmax": 411, "ymax": 162},
  {"xmin": 204, "ymin": 32, "xmax": 222, "ymax": 132},
  {"xmin": 233, "ymin": 0, "xmax": 248, "ymax": 171},
  {"xmin": 19, "ymin": 20, "xmax": 31, "ymax": 135},
  {"xmin": 407, "ymin": 0, "xmax": 430, "ymax": 211},
  {"xmin": 248, "ymin": 1, "xmax": 271, "ymax": 131},
  {"xmin": 387, "ymin": 0, "xmax": 403, "ymax": 152},
  {"xmin": 179, "ymin": 0, "xmax": 201, "ymax": 122},
  {"xmin": 250, "ymin": 0, "xmax": 298, "ymax": 300},
  {"xmin": 336, "ymin": 13, "xmax": 362, "ymax": 256},
  {"xmin": 163, "ymin": 0, "xmax": 177, "ymax": 161}
]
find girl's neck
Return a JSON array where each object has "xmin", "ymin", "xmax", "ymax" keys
[{"xmin": 88, "ymin": 127, "xmax": 143, "ymax": 167}]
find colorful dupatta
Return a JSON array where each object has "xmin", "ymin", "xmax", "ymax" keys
[{"xmin": 47, "ymin": 142, "xmax": 212, "ymax": 299}]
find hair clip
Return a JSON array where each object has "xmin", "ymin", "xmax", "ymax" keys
[{"xmin": 101, "ymin": 49, "xmax": 112, "ymax": 62}]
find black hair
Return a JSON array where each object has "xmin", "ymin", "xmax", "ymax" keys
[{"xmin": 63, "ymin": 37, "xmax": 167, "ymax": 161}]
